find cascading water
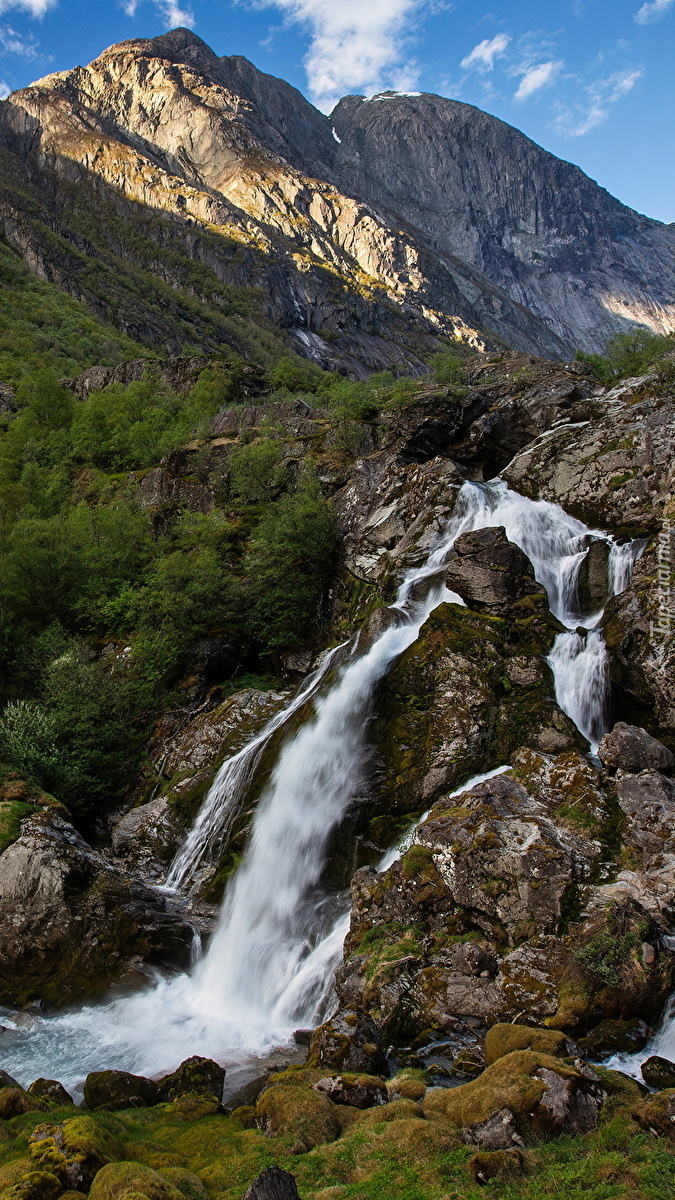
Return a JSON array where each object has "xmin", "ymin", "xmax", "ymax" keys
[{"xmin": 0, "ymin": 480, "xmax": 641, "ymax": 1092}]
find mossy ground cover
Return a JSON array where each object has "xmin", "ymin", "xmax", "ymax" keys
[{"xmin": 3, "ymin": 1096, "xmax": 675, "ymax": 1200}]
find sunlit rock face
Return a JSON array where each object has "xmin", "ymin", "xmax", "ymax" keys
[{"xmin": 0, "ymin": 27, "xmax": 673, "ymax": 367}]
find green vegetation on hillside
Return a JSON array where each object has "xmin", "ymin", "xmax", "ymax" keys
[{"xmin": 576, "ymin": 329, "xmax": 675, "ymax": 381}]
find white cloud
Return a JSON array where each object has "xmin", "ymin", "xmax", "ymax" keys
[
  {"xmin": 553, "ymin": 66, "xmax": 643, "ymax": 135},
  {"xmin": 460, "ymin": 33, "xmax": 510, "ymax": 74},
  {"xmin": 0, "ymin": 0, "xmax": 54, "ymax": 14},
  {"xmin": 157, "ymin": 0, "xmax": 195, "ymax": 25},
  {"xmin": 0, "ymin": 79, "xmax": 9, "ymax": 97},
  {"xmin": 635, "ymin": 0, "xmax": 674, "ymax": 23},
  {"xmin": 0, "ymin": 23, "xmax": 39, "ymax": 55},
  {"xmin": 121, "ymin": 0, "xmax": 195, "ymax": 27},
  {"xmin": 251, "ymin": 0, "xmax": 428, "ymax": 112},
  {"xmin": 513, "ymin": 58, "xmax": 563, "ymax": 101}
]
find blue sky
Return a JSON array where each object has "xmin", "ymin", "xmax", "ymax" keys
[{"xmin": 0, "ymin": 0, "xmax": 672, "ymax": 222}]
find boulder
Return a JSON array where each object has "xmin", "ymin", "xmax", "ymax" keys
[
  {"xmin": 641, "ymin": 1056, "xmax": 675, "ymax": 1090},
  {"xmin": 89, "ymin": 1163, "xmax": 183, "ymax": 1200},
  {"xmin": 312, "ymin": 1074, "xmax": 387, "ymax": 1109},
  {"xmin": 156, "ymin": 1056, "xmax": 225, "ymax": 1103},
  {"xmin": 443, "ymin": 527, "xmax": 548, "ymax": 614},
  {"xmin": 0, "ymin": 812, "xmax": 195, "ymax": 1007},
  {"xmin": 167, "ymin": 1094, "xmax": 221, "ymax": 1120},
  {"xmin": 28, "ymin": 1117, "xmax": 123, "ymax": 1192},
  {"xmin": 468, "ymin": 1148, "xmax": 525, "ymax": 1183},
  {"xmin": 0, "ymin": 1069, "xmax": 21, "ymax": 1089},
  {"xmin": 598, "ymin": 723, "xmax": 674, "ymax": 775},
  {"xmin": 423, "ymin": 1050, "xmax": 605, "ymax": 1144},
  {"xmin": 241, "ymin": 1166, "xmax": 300, "ymax": 1200},
  {"xmin": 83, "ymin": 1070, "xmax": 158, "ymax": 1111},
  {"xmin": 632, "ymin": 1088, "xmax": 675, "ymax": 1136},
  {"xmin": 254, "ymin": 1085, "xmax": 340, "ymax": 1152},
  {"xmin": 577, "ymin": 1019, "xmax": 650, "ymax": 1058},
  {"xmin": 0, "ymin": 1088, "xmax": 46, "ymax": 1118},
  {"xmin": 1, "ymin": 1170, "xmax": 63, "ymax": 1200},
  {"xmin": 484, "ymin": 1024, "xmax": 573, "ymax": 1066},
  {"xmin": 28, "ymin": 1080, "xmax": 74, "ymax": 1106},
  {"xmin": 308, "ymin": 1009, "xmax": 387, "ymax": 1074},
  {"xmin": 615, "ymin": 771, "xmax": 675, "ymax": 865}
]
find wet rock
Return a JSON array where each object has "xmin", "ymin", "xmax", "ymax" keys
[
  {"xmin": 313, "ymin": 1074, "xmax": 387, "ymax": 1109},
  {"xmin": 372, "ymin": 601, "xmax": 582, "ymax": 818},
  {"xmin": 110, "ymin": 796, "xmax": 185, "ymax": 882},
  {"xmin": 83, "ymin": 1070, "xmax": 158, "ymax": 1111},
  {"xmin": 602, "ymin": 546, "xmax": 675, "ymax": 741},
  {"xmin": 241, "ymin": 1166, "xmax": 300, "ymax": 1200},
  {"xmin": 598, "ymin": 723, "xmax": 674, "ymax": 775},
  {"xmin": 503, "ymin": 381, "xmax": 675, "ymax": 534},
  {"xmin": 254, "ymin": 1085, "xmax": 340, "ymax": 1152},
  {"xmin": 28, "ymin": 1080, "xmax": 74, "ymax": 1106},
  {"xmin": 309, "ymin": 1009, "xmax": 387, "ymax": 1074},
  {"xmin": 468, "ymin": 1147, "xmax": 525, "ymax": 1183},
  {"xmin": 89, "ymin": 1162, "xmax": 182, "ymax": 1200},
  {"xmin": 156, "ymin": 1057, "xmax": 225, "ymax": 1103},
  {"xmin": 641, "ymin": 1056, "xmax": 675, "ymax": 1090},
  {"xmin": 0, "ymin": 811, "xmax": 195, "ymax": 1007},
  {"xmin": 423, "ymin": 1049, "xmax": 605, "ymax": 1141},
  {"xmin": 577, "ymin": 1019, "xmax": 650, "ymax": 1058},
  {"xmin": 576, "ymin": 538, "xmax": 610, "ymax": 613},
  {"xmin": 443, "ymin": 527, "xmax": 548, "ymax": 614},
  {"xmin": 0, "ymin": 1069, "xmax": 21, "ymax": 1089},
  {"xmin": 484, "ymin": 1024, "xmax": 574, "ymax": 1066}
]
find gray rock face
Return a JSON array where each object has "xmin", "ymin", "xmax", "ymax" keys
[
  {"xmin": 0, "ymin": 811, "xmax": 195, "ymax": 1006},
  {"xmin": 1, "ymin": 28, "xmax": 673, "ymax": 366},
  {"xmin": 444, "ymin": 527, "xmax": 548, "ymax": 614},
  {"xmin": 330, "ymin": 92, "xmax": 675, "ymax": 353},
  {"xmin": 598, "ymin": 722, "xmax": 674, "ymax": 775}
]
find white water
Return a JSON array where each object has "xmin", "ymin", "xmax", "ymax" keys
[{"xmin": 0, "ymin": 481, "xmax": 640, "ymax": 1092}]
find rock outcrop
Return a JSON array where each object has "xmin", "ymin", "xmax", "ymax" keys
[{"xmin": 0, "ymin": 808, "xmax": 195, "ymax": 1006}]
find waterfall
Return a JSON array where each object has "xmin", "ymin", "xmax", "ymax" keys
[
  {"xmin": 165, "ymin": 644, "xmax": 347, "ymax": 894},
  {"xmin": 0, "ymin": 481, "xmax": 641, "ymax": 1091}
]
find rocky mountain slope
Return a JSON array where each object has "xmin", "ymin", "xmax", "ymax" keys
[{"xmin": 0, "ymin": 28, "xmax": 673, "ymax": 374}]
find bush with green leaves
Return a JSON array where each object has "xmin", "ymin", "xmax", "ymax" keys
[{"xmin": 576, "ymin": 329, "xmax": 675, "ymax": 381}]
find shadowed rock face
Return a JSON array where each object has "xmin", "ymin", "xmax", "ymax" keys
[{"xmin": 0, "ymin": 27, "xmax": 673, "ymax": 368}]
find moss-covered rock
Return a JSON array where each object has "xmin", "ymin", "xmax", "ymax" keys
[
  {"xmin": 423, "ymin": 1050, "xmax": 605, "ymax": 1143},
  {"xmin": 83, "ymin": 1072, "xmax": 158, "ymax": 1113},
  {"xmin": 89, "ymin": 1163, "xmax": 182, "ymax": 1200},
  {"xmin": 0, "ymin": 1089, "xmax": 46, "ymax": 1119},
  {"xmin": 254, "ymin": 1085, "xmax": 340, "ymax": 1152},
  {"xmin": 308, "ymin": 1009, "xmax": 386, "ymax": 1074},
  {"xmin": 631, "ymin": 1088, "xmax": 675, "ymax": 1136},
  {"xmin": 312, "ymin": 1074, "xmax": 386, "ymax": 1109},
  {"xmin": 641, "ymin": 1055, "xmax": 675, "ymax": 1090},
  {"xmin": 156, "ymin": 1058, "xmax": 225, "ymax": 1104},
  {"xmin": 468, "ymin": 1148, "xmax": 525, "ymax": 1183},
  {"xmin": 484, "ymin": 1023, "xmax": 572, "ymax": 1065},
  {"xmin": 167, "ymin": 1095, "xmax": 221, "ymax": 1121},
  {"xmin": 1, "ymin": 1171, "xmax": 63, "ymax": 1200},
  {"xmin": 577, "ymin": 1018, "xmax": 650, "ymax": 1058},
  {"xmin": 27, "ymin": 1082, "xmax": 74, "ymax": 1107},
  {"xmin": 28, "ymin": 1116, "xmax": 123, "ymax": 1192}
]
